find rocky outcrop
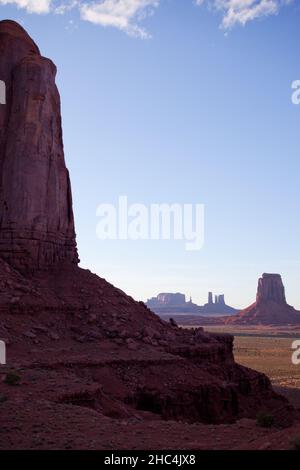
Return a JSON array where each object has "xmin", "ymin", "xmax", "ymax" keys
[
  {"xmin": 202, "ymin": 291, "xmax": 237, "ymax": 315},
  {"xmin": 226, "ymin": 273, "xmax": 300, "ymax": 325},
  {"xmin": 0, "ymin": 21, "xmax": 295, "ymax": 449},
  {"xmin": 0, "ymin": 20, "xmax": 78, "ymax": 271},
  {"xmin": 256, "ymin": 273, "xmax": 286, "ymax": 304}
]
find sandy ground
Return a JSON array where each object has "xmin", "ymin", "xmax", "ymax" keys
[{"xmin": 202, "ymin": 325, "xmax": 300, "ymax": 408}]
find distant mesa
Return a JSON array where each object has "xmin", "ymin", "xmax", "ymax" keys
[
  {"xmin": 203, "ymin": 291, "xmax": 237, "ymax": 315},
  {"xmin": 226, "ymin": 273, "xmax": 300, "ymax": 325},
  {"xmin": 163, "ymin": 274, "xmax": 300, "ymax": 328},
  {"xmin": 147, "ymin": 291, "xmax": 238, "ymax": 316}
]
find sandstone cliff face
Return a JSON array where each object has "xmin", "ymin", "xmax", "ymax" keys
[
  {"xmin": 256, "ymin": 273, "xmax": 286, "ymax": 304},
  {"xmin": 0, "ymin": 20, "xmax": 78, "ymax": 270},
  {"xmin": 227, "ymin": 273, "xmax": 300, "ymax": 325},
  {"xmin": 0, "ymin": 21, "xmax": 295, "ymax": 449}
]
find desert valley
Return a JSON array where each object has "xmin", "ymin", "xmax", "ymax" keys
[{"xmin": 0, "ymin": 18, "xmax": 300, "ymax": 456}]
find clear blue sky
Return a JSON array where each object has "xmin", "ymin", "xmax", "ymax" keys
[{"xmin": 1, "ymin": 1, "xmax": 300, "ymax": 309}]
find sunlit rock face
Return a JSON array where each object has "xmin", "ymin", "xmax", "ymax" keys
[{"xmin": 0, "ymin": 20, "xmax": 78, "ymax": 270}]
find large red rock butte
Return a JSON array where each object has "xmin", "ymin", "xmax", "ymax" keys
[
  {"xmin": 0, "ymin": 21, "xmax": 296, "ymax": 449},
  {"xmin": 0, "ymin": 20, "xmax": 78, "ymax": 271},
  {"xmin": 226, "ymin": 273, "xmax": 300, "ymax": 325}
]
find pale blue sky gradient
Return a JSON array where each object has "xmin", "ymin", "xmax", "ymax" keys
[{"xmin": 1, "ymin": 1, "xmax": 300, "ymax": 308}]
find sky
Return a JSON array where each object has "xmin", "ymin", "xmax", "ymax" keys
[{"xmin": 0, "ymin": 0, "xmax": 300, "ymax": 309}]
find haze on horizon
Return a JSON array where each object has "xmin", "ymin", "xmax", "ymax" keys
[{"xmin": 0, "ymin": 1, "xmax": 299, "ymax": 309}]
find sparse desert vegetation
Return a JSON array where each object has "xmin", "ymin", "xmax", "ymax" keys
[
  {"xmin": 256, "ymin": 412, "xmax": 275, "ymax": 428},
  {"xmin": 290, "ymin": 435, "xmax": 300, "ymax": 450}
]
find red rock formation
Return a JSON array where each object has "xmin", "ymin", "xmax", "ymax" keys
[
  {"xmin": 0, "ymin": 21, "xmax": 296, "ymax": 449},
  {"xmin": 0, "ymin": 20, "xmax": 78, "ymax": 271},
  {"xmin": 226, "ymin": 273, "xmax": 300, "ymax": 325},
  {"xmin": 256, "ymin": 273, "xmax": 286, "ymax": 304}
]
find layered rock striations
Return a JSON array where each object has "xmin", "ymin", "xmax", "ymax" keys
[
  {"xmin": 0, "ymin": 21, "xmax": 78, "ymax": 270},
  {"xmin": 0, "ymin": 21, "xmax": 295, "ymax": 449},
  {"xmin": 226, "ymin": 273, "xmax": 300, "ymax": 325}
]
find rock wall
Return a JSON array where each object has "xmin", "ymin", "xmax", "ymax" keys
[
  {"xmin": 256, "ymin": 273, "xmax": 286, "ymax": 304},
  {"xmin": 0, "ymin": 20, "xmax": 78, "ymax": 270}
]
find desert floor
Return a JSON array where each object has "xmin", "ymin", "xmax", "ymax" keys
[{"xmin": 202, "ymin": 325, "xmax": 300, "ymax": 409}]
